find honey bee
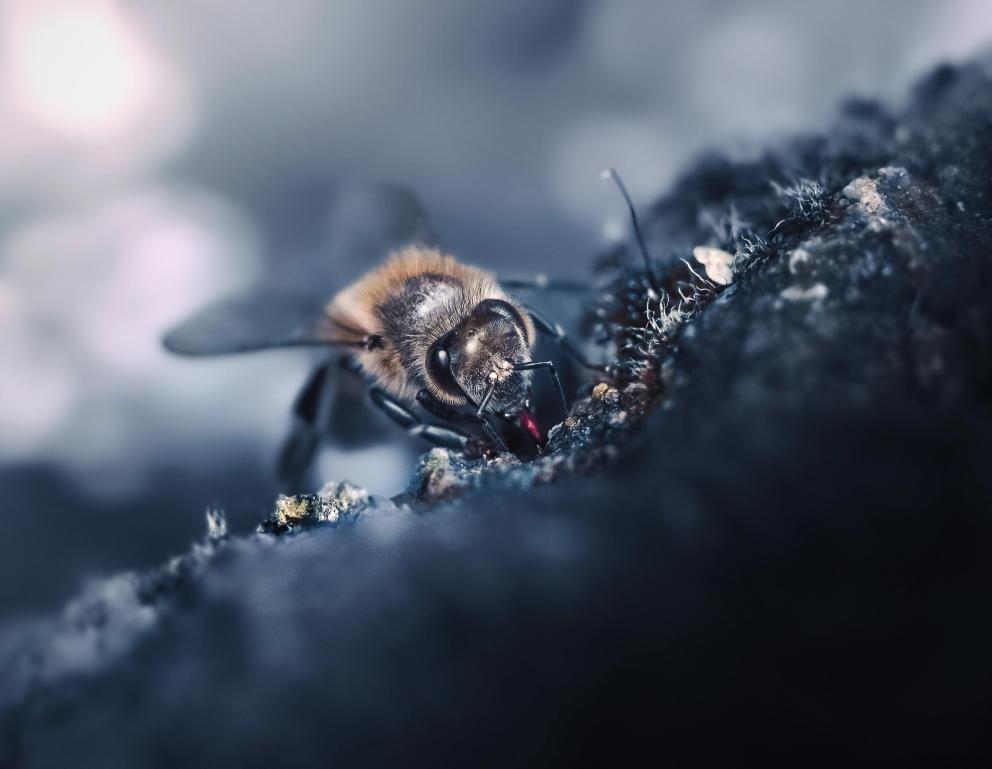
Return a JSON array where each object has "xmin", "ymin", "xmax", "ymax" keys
[{"xmin": 165, "ymin": 185, "xmax": 601, "ymax": 482}]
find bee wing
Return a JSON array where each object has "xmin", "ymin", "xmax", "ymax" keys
[
  {"xmin": 324, "ymin": 183, "xmax": 438, "ymax": 260},
  {"xmin": 163, "ymin": 183, "xmax": 436, "ymax": 356},
  {"xmin": 163, "ymin": 289, "xmax": 366, "ymax": 356}
]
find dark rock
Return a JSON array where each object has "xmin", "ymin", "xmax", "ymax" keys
[{"xmin": 3, "ymin": 56, "xmax": 992, "ymax": 768}]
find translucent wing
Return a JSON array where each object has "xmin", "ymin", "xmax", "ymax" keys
[
  {"xmin": 162, "ymin": 289, "xmax": 363, "ymax": 355},
  {"xmin": 163, "ymin": 183, "xmax": 436, "ymax": 356}
]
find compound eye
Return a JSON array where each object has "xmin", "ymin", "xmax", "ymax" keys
[
  {"xmin": 426, "ymin": 340, "xmax": 462, "ymax": 399},
  {"xmin": 474, "ymin": 299, "xmax": 528, "ymax": 343}
]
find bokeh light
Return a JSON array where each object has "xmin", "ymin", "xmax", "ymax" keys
[{"xmin": 5, "ymin": 0, "xmax": 154, "ymax": 139}]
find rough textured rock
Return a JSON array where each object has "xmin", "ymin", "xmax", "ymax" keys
[{"xmin": 3, "ymin": 58, "xmax": 992, "ymax": 767}]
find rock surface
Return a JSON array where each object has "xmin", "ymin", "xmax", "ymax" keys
[{"xmin": 3, "ymin": 58, "xmax": 992, "ymax": 767}]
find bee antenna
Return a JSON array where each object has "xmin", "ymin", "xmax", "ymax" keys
[{"xmin": 602, "ymin": 168, "xmax": 661, "ymax": 294}]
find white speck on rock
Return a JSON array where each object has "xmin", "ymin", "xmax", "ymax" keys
[
  {"xmin": 788, "ymin": 248, "xmax": 811, "ymax": 276},
  {"xmin": 206, "ymin": 508, "xmax": 227, "ymax": 541},
  {"xmin": 692, "ymin": 246, "xmax": 734, "ymax": 285},
  {"xmin": 781, "ymin": 283, "xmax": 828, "ymax": 302},
  {"xmin": 843, "ymin": 176, "xmax": 887, "ymax": 217},
  {"xmin": 317, "ymin": 481, "xmax": 370, "ymax": 524},
  {"xmin": 271, "ymin": 481, "xmax": 370, "ymax": 529}
]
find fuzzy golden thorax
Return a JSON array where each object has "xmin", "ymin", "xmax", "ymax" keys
[{"xmin": 325, "ymin": 247, "xmax": 535, "ymax": 411}]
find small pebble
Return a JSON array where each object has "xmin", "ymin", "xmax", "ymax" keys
[
  {"xmin": 842, "ymin": 176, "xmax": 887, "ymax": 217},
  {"xmin": 693, "ymin": 246, "xmax": 734, "ymax": 285},
  {"xmin": 788, "ymin": 247, "xmax": 811, "ymax": 276},
  {"xmin": 781, "ymin": 283, "xmax": 829, "ymax": 302}
]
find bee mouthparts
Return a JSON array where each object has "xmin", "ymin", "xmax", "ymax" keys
[{"xmin": 518, "ymin": 408, "xmax": 544, "ymax": 444}]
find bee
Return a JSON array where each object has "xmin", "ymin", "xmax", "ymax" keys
[{"xmin": 164, "ymin": 184, "xmax": 602, "ymax": 484}]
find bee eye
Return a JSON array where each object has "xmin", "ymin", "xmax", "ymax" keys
[
  {"xmin": 426, "ymin": 340, "xmax": 462, "ymax": 398},
  {"xmin": 474, "ymin": 299, "xmax": 528, "ymax": 343}
]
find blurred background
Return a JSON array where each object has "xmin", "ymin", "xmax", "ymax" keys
[{"xmin": 2, "ymin": 0, "xmax": 990, "ymax": 622}]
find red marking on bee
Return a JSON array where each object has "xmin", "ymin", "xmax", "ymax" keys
[{"xmin": 518, "ymin": 408, "xmax": 544, "ymax": 445}]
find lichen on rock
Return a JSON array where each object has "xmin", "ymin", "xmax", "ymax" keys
[{"xmin": 260, "ymin": 481, "xmax": 377, "ymax": 534}]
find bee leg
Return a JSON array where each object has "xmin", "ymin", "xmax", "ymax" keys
[
  {"xmin": 292, "ymin": 359, "xmax": 334, "ymax": 423},
  {"xmin": 277, "ymin": 425, "xmax": 321, "ymax": 490},
  {"xmin": 469, "ymin": 379, "xmax": 515, "ymax": 454},
  {"xmin": 368, "ymin": 387, "xmax": 471, "ymax": 451},
  {"xmin": 512, "ymin": 361, "xmax": 569, "ymax": 418},
  {"xmin": 524, "ymin": 306, "xmax": 608, "ymax": 372},
  {"xmin": 471, "ymin": 413, "xmax": 511, "ymax": 454},
  {"xmin": 415, "ymin": 389, "xmax": 477, "ymax": 424},
  {"xmin": 277, "ymin": 359, "xmax": 339, "ymax": 490},
  {"xmin": 417, "ymin": 387, "xmax": 518, "ymax": 457}
]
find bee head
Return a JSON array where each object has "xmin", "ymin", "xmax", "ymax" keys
[{"xmin": 427, "ymin": 299, "xmax": 532, "ymax": 414}]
